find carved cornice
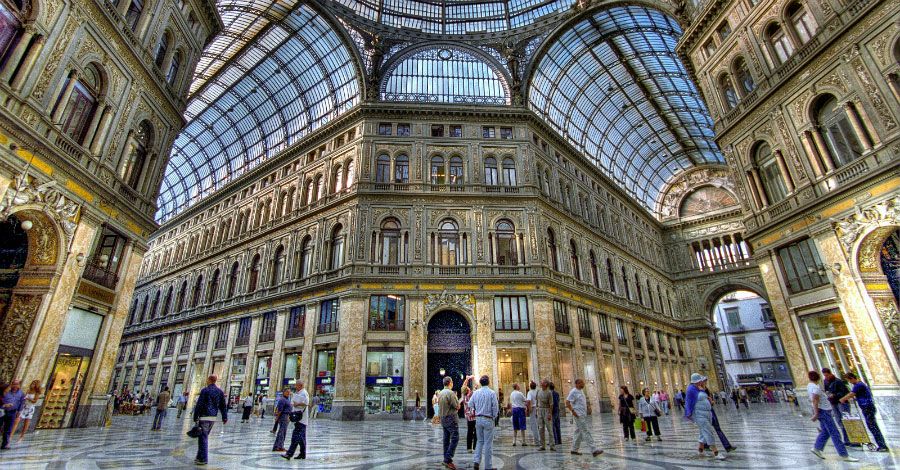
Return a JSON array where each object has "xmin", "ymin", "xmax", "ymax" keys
[{"xmin": 833, "ymin": 194, "xmax": 900, "ymax": 254}]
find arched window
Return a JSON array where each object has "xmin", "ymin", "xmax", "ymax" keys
[
  {"xmin": 635, "ymin": 274, "xmax": 643, "ymax": 305},
  {"xmin": 166, "ymin": 50, "xmax": 182, "ymax": 86},
  {"xmin": 380, "ymin": 219, "xmax": 401, "ymax": 265},
  {"xmin": 766, "ymin": 23, "xmax": 793, "ymax": 64},
  {"xmin": 646, "ymin": 280, "xmax": 654, "ymax": 310},
  {"xmin": 754, "ymin": 142, "xmax": 788, "ymax": 203},
  {"xmin": 332, "ymin": 164, "xmax": 344, "ymax": 193},
  {"xmin": 786, "ymin": 2, "xmax": 817, "ymax": 44},
  {"xmin": 315, "ymin": 174, "xmax": 325, "ymax": 200},
  {"xmin": 589, "ymin": 250, "xmax": 599, "ymax": 288},
  {"xmin": 271, "ymin": 245, "xmax": 285, "ymax": 286},
  {"xmin": 719, "ymin": 74, "xmax": 738, "ymax": 110},
  {"xmin": 227, "ymin": 262, "xmax": 239, "ymax": 297},
  {"xmin": 248, "ymin": 254, "xmax": 261, "ymax": 292},
  {"xmin": 329, "ymin": 224, "xmax": 345, "ymax": 270},
  {"xmin": 162, "ymin": 286, "xmax": 173, "ymax": 316},
  {"xmin": 543, "ymin": 170, "xmax": 552, "ymax": 195},
  {"xmin": 121, "ymin": 120, "xmax": 153, "ymax": 188},
  {"xmin": 376, "ymin": 154, "xmax": 390, "ymax": 183},
  {"xmin": 502, "ymin": 158, "xmax": 517, "ymax": 186},
  {"xmin": 438, "ymin": 220, "xmax": 460, "ymax": 266},
  {"xmin": 125, "ymin": 0, "xmax": 144, "ymax": 31},
  {"xmin": 495, "ymin": 220, "xmax": 517, "ymax": 265},
  {"xmin": 394, "ymin": 155, "xmax": 409, "ymax": 183},
  {"xmin": 345, "ymin": 160, "xmax": 355, "ymax": 187},
  {"xmin": 449, "ymin": 156, "xmax": 464, "ymax": 185},
  {"xmin": 150, "ymin": 290, "xmax": 160, "ymax": 319},
  {"xmin": 484, "ymin": 157, "xmax": 498, "ymax": 185},
  {"xmin": 57, "ymin": 64, "xmax": 101, "ymax": 143},
  {"xmin": 139, "ymin": 295, "xmax": 148, "ymax": 322},
  {"xmin": 192, "ymin": 275, "xmax": 203, "ymax": 307},
  {"xmin": 0, "ymin": 4, "xmax": 22, "ymax": 64},
  {"xmin": 814, "ymin": 95, "xmax": 863, "ymax": 168},
  {"xmin": 569, "ymin": 239, "xmax": 581, "ymax": 281},
  {"xmin": 207, "ymin": 269, "xmax": 220, "ymax": 303},
  {"xmin": 546, "ymin": 228, "xmax": 558, "ymax": 271},
  {"xmin": 154, "ymin": 31, "xmax": 170, "ymax": 67},
  {"xmin": 298, "ymin": 236, "xmax": 313, "ymax": 278},
  {"xmin": 303, "ymin": 178, "xmax": 314, "ymax": 204},
  {"xmin": 606, "ymin": 258, "xmax": 616, "ymax": 293},
  {"xmin": 176, "ymin": 280, "xmax": 187, "ymax": 311},
  {"xmin": 734, "ymin": 58, "xmax": 755, "ymax": 94},
  {"xmin": 430, "ymin": 156, "xmax": 446, "ymax": 184},
  {"xmin": 621, "ymin": 266, "xmax": 631, "ymax": 300}
]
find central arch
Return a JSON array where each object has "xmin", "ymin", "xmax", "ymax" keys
[{"xmin": 426, "ymin": 310, "xmax": 472, "ymax": 417}]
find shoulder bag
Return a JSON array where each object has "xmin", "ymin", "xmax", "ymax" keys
[{"xmin": 289, "ymin": 409, "xmax": 304, "ymax": 422}]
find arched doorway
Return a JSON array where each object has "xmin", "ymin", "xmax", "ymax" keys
[
  {"xmin": 880, "ymin": 229, "xmax": 899, "ymax": 307},
  {"xmin": 426, "ymin": 310, "xmax": 471, "ymax": 417},
  {"xmin": 855, "ymin": 225, "xmax": 900, "ymax": 370},
  {"xmin": 0, "ymin": 214, "xmax": 29, "ymax": 318}
]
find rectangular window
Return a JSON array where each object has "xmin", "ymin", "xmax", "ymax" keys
[
  {"xmin": 500, "ymin": 127, "xmax": 513, "ymax": 139},
  {"xmin": 777, "ymin": 238, "xmax": 828, "ymax": 293},
  {"xmin": 152, "ymin": 337, "xmax": 161, "ymax": 357},
  {"xmin": 175, "ymin": 364, "xmax": 186, "ymax": 383},
  {"xmin": 318, "ymin": 298, "xmax": 340, "ymax": 334},
  {"xmin": 717, "ymin": 21, "xmax": 731, "ymax": 41},
  {"xmin": 165, "ymin": 333, "xmax": 176, "ymax": 354},
  {"xmin": 553, "ymin": 300, "xmax": 570, "ymax": 334},
  {"xmin": 235, "ymin": 317, "xmax": 251, "ymax": 346},
  {"xmin": 769, "ymin": 335, "xmax": 782, "ymax": 354},
  {"xmin": 632, "ymin": 323, "xmax": 642, "ymax": 349},
  {"xmin": 577, "ymin": 307, "xmax": 592, "ymax": 339},
  {"xmin": 259, "ymin": 311, "xmax": 276, "ymax": 342},
  {"xmin": 734, "ymin": 338, "xmax": 748, "ymax": 359},
  {"xmin": 377, "ymin": 123, "xmax": 392, "ymax": 136},
  {"xmin": 397, "ymin": 123, "xmax": 411, "ymax": 136},
  {"xmin": 146, "ymin": 365, "xmax": 156, "ymax": 387},
  {"xmin": 431, "ymin": 124, "xmax": 444, "ymax": 137},
  {"xmin": 598, "ymin": 314, "xmax": 611, "ymax": 342},
  {"xmin": 615, "ymin": 319, "xmax": 627, "ymax": 346},
  {"xmin": 214, "ymin": 323, "xmax": 228, "ymax": 349},
  {"xmin": 482, "ymin": 126, "xmax": 496, "ymax": 138},
  {"xmin": 287, "ymin": 306, "xmax": 305, "ymax": 338},
  {"xmin": 725, "ymin": 307, "xmax": 742, "ymax": 329},
  {"xmin": 160, "ymin": 366, "xmax": 170, "ymax": 389},
  {"xmin": 449, "ymin": 125, "xmax": 462, "ymax": 137},
  {"xmin": 493, "ymin": 296, "xmax": 529, "ymax": 330},
  {"xmin": 703, "ymin": 39, "xmax": 717, "ymax": 58},
  {"xmin": 195, "ymin": 326, "xmax": 209, "ymax": 351},
  {"xmin": 369, "ymin": 295, "xmax": 405, "ymax": 331}
]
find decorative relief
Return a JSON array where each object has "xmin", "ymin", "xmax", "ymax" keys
[
  {"xmin": 849, "ymin": 54, "xmax": 898, "ymax": 130},
  {"xmin": 0, "ymin": 174, "xmax": 80, "ymax": 240},
  {"xmin": 474, "ymin": 209, "xmax": 483, "ymax": 261},
  {"xmin": 817, "ymin": 71, "xmax": 849, "ymax": 95},
  {"xmin": 429, "ymin": 209, "xmax": 468, "ymax": 227},
  {"xmin": 0, "ymin": 294, "xmax": 42, "ymax": 381},
  {"xmin": 771, "ymin": 109, "xmax": 807, "ymax": 181},
  {"xmin": 424, "ymin": 291, "xmax": 474, "ymax": 317},
  {"xmin": 868, "ymin": 23, "xmax": 897, "ymax": 67},
  {"xmin": 875, "ymin": 299, "xmax": 900, "ymax": 362},
  {"xmin": 414, "ymin": 205, "xmax": 423, "ymax": 260},
  {"xmin": 833, "ymin": 195, "xmax": 900, "ymax": 257},
  {"xmin": 657, "ymin": 167, "xmax": 738, "ymax": 220},
  {"xmin": 792, "ymin": 90, "xmax": 814, "ymax": 124},
  {"xmin": 33, "ymin": 18, "xmax": 79, "ymax": 100}
]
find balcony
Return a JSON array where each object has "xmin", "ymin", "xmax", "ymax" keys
[
  {"xmin": 599, "ymin": 332, "xmax": 611, "ymax": 342},
  {"xmin": 617, "ymin": 337, "xmax": 628, "ymax": 346},
  {"xmin": 195, "ymin": 341, "xmax": 208, "ymax": 352},
  {"xmin": 82, "ymin": 262, "xmax": 119, "ymax": 289},
  {"xmin": 258, "ymin": 331, "xmax": 276, "ymax": 343},
  {"xmin": 235, "ymin": 336, "xmax": 250, "ymax": 347},
  {"xmin": 317, "ymin": 322, "xmax": 339, "ymax": 335},
  {"xmin": 555, "ymin": 322, "xmax": 570, "ymax": 335},
  {"xmin": 286, "ymin": 327, "xmax": 304, "ymax": 339},
  {"xmin": 579, "ymin": 328, "xmax": 592, "ymax": 339},
  {"xmin": 369, "ymin": 318, "xmax": 405, "ymax": 331}
]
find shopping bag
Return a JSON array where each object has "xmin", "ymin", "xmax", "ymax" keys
[
  {"xmin": 633, "ymin": 417, "xmax": 642, "ymax": 431},
  {"xmin": 641, "ymin": 419, "xmax": 647, "ymax": 432},
  {"xmin": 187, "ymin": 424, "xmax": 201, "ymax": 438}
]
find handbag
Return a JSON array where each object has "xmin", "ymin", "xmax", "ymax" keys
[
  {"xmin": 640, "ymin": 419, "xmax": 647, "ymax": 432},
  {"xmin": 654, "ymin": 407, "xmax": 662, "ymax": 417},
  {"xmin": 289, "ymin": 409, "xmax": 304, "ymax": 422},
  {"xmin": 187, "ymin": 424, "xmax": 201, "ymax": 438}
]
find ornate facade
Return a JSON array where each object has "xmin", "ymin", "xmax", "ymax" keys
[{"xmin": 0, "ymin": 0, "xmax": 218, "ymax": 428}]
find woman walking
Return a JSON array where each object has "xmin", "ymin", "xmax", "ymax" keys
[
  {"xmin": 808, "ymin": 370, "xmax": 859, "ymax": 462},
  {"xmin": 618, "ymin": 386, "xmax": 636, "ymax": 443},
  {"xmin": 461, "ymin": 378, "xmax": 477, "ymax": 453},
  {"xmin": 431, "ymin": 390, "xmax": 441, "ymax": 424},
  {"xmin": 685, "ymin": 374, "xmax": 725, "ymax": 460},
  {"xmin": 241, "ymin": 394, "xmax": 254, "ymax": 422},
  {"xmin": 638, "ymin": 388, "xmax": 662, "ymax": 442},
  {"xmin": 12, "ymin": 380, "xmax": 40, "ymax": 442}
]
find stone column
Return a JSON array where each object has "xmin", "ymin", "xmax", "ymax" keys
[
  {"xmin": 89, "ymin": 105, "xmax": 115, "ymax": 155},
  {"xmin": 406, "ymin": 298, "xmax": 426, "ymax": 415},
  {"xmin": 268, "ymin": 308, "xmax": 288, "ymax": 395},
  {"xmin": 810, "ymin": 129, "xmax": 836, "ymax": 172},
  {"xmin": 10, "ymin": 34, "xmax": 45, "ymax": 92},
  {"xmin": 842, "ymin": 102, "xmax": 872, "ymax": 151},
  {"xmin": 744, "ymin": 173, "xmax": 763, "ymax": 210},
  {"xmin": 218, "ymin": 321, "xmax": 237, "ymax": 393},
  {"xmin": 473, "ymin": 296, "xmax": 495, "ymax": 380},
  {"xmin": 531, "ymin": 297, "xmax": 558, "ymax": 380},
  {"xmin": 799, "ymin": 131, "xmax": 825, "ymax": 178},
  {"xmin": 757, "ymin": 253, "xmax": 810, "ymax": 393},
  {"xmin": 51, "ymin": 71, "xmax": 78, "ymax": 123},
  {"xmin": 242, "ymin": 315, "xmax": 261, "ymax": 395},
  {"xmin": 299, "ymin": 302, "xmax": 316, "ymax": 393},
  {"xmin": 774, "ymin": 150, "xmax": 795, "ymax": 193},
  {"xmin": 0, "ymin": 26, "xmax": 34, "ymax": 83},
  {"xmin": 750, "ymin": 168, "xmax": 769, "ymax": 207},
  {"xmin": 332, "ymin": 296, "xmax": 365, "ymax": 420}
]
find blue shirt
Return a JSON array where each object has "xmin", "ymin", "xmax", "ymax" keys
[
  {"xmin": 192, "ymin": 384, "xmax": 228, "ymax": 422},
  {"xmin": 2, "ymin": 388, "xmax": 25, "ymax": 412},
  {"xmin": 551, "ymin": 390, "xmax": 560, "ymax": 414},
  {"xmin": 275, "ymin": 396, "xmax": 292, "ymax": 415},
  {"xmin": 469, "ymin": 386, "xmax": 499, "ymax": 419},
  {"xmin": 852, "ymin": 381, "xmax": 873, "ymax": 407},
  {"xmin": 684, "ymin": 384, "xmax": 700, "ymax": 418}
]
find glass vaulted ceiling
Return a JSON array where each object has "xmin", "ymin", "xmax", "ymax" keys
[
  {"xmin": 529, "ymin": 5, "xmax": 723, "ymax": 209},
  {"xmin": 157, "ymin": 4, "xmax": 360, "ymax": 221}
]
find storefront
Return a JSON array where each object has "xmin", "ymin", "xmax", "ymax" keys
[
  {"xmin": 173, "ymin": 364, "xmax": 186, "ymax": 398},
  {"xmin": 255, "ymin": 356, "xmax": 272, "ymax": 396},
  {"xmin": 315, "ymin": 349, "xmax": 336, "ymax": 413},
  {"xmin": 803, "ymin": 310, "xmax": 866, "ymax": 378},
  {"xmin": 229, "ymin": 356, "xmax": 246, "ymax": 406},
  {"xmin": 38, "ymin": 307, "xmax": 103, "ymax": 429},
  {"xmin": 283, "ymin": 352, "xmax": 302, "ymax": 387},
  {"xmin": 498, "ymin": 348, "xmax": 530, "ymax": 402},
  {"xmin": 364, "ymin": 349, "xmax": 404, "ymax": 415}
]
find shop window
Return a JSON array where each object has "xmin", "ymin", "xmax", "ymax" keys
[
  {"xmin": 777, "ymin": 238, "xmax": 828, "ymax": 293},
  {"xmin": 553, "ymin": 300, "xmax": 570, "ymax": 334},
  {"xmin": 287, "ymin": 306, "xmax": 305, "ymax": 338},
  {"xmin": 283, "ymin": 353, "xmax": 302, "ymax": 386},
  {"xmin": 493, "ymin": 296, "xmax": 529, "ymax": 330},
  {"xmin": 318, "ymin": 298, "xmax": 340, "ymax": 334},
  {"xmin": 377, "ymin": 122, "xmax": 392, "ymax": 135},
  {"xmin": 397, "ymin": 123, "xmax": 411, "ymax": 136},
  {"xmin": 365, "ymin": 350, "xmax": 404, "ymax": 415},
  {"xmin": 254, "ymin": 356, "xmax": 272, "ymax": 396},
  {"xmin": 315, "ymin": 349, "xmax": 336, "ymax": 412},
  {"xmin": 369, "ymin": 295, "xmax": 405, "ymax": 330},
  {"xmin": 394, "ymin": 155, "xmax": 409, "ymax": 183}
]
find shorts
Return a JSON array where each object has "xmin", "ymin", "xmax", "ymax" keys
[
  {"xmin": 19, "ymin": 406, "xmax": 34, "ymax": 420},
  {"xmin": 512, "ymin": 407, "xmax": 526, "ymax": 430}
]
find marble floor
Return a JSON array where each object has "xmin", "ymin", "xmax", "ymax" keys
[{"xmin": 1, "ymin": 402, "xmax": 897, "ymax": 469}]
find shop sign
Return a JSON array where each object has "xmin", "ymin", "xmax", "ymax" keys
[
  {"xmin": 366, "ymin": 376, "xmax": 403, "ymax": 386},
  {"xmin": 256, "ymin": 378, "xmax": 269, "ymax": 385},
  {"xmin": 318, "ymin": 377, "xmax": 332, "ymax": 385}
]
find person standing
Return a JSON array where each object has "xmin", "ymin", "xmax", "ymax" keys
[
  {"xmin": 469, "ymin": 375, "xmax": 498, "ymax": 470},
  {"xmin": 176, "ymin": 392, "xmax": 188, "ymax": 418},
  {"xmin": 684, "ymin": 374, "xmax": 725, "ymax": 460},
  {"xmin": 534, "ymin": 380, "xmax": 555, "ymax": 451},
  {"xmin": 618, "ymin": 386, "xmax": 636, "ymax": 443},
  {"xmin": 1, "ymin": 380, "xmax": 24, "ymax": 450},
  {"xmin": 674, "ymin": 389, "xmax": 684, "ymax": 411},
  {"xmin": 12, "ymin": 380, "xmax": 41, "ymax": 442},
  {"xmin": 192, "ymin": 375, "xmax": 228, "ymax": 465},
  {"xmin": 822, "ymin": 368, "xmax": 853, "ymax": 447},
  {"xmin": 495, "ymin": 387, "xmax": 503, "ymax": 427},
  {"xmin": 282, "ymin": 381, "xmax": 310, "ymax": 460},
  {"xmin": 509, "ymin": 383, "xmax": 527, "ymax": 446},
  {"xmin": 566, "ymin": 378, "xmax": 603, "ymax": 458},
  {"xmin": 414, "ymin": 391, "xmax": 422, "ymax": 422},
  {"xmin": 309, "ymin": 394, "xmax": 320, "ymax": 421},
  {"xmin": 461, "ymin": 378, "xmax": 477, "ymax": 453},
  {"xmin": 526, "ymin": 381, "xmax": 539, "ymax": 446},
  {"xmin": 438, "ymin": 376, "xmax": 460, "ymax": 470},
  {"xmin": 432, "ymin": 390, "xmax": 441, "ymax": 424},
  {"xmin": 152, "ymin": 386, "xmax": 171, "ymax": 431},
  {"xmin": 272, "ymin": 389, "xmax": 291, "ymax": 452},
  {"xmin": 549, "ymin": 383, "xmax": 561, "ymax": 447},
  {"xmin": 638, "ymin": 388, "xmax": 662, "ymax": 442},
  {"xmin": 840, "ymin": 372, "xmax": 889, "ymax": 452},
  {"xmin": 241, "ymin": 394, "xmax": 253, "ymax": 423},
  {"xmin": 738, "ymin": 388, "xmax": 749, "ymax": 409},
  {"xmin": 658, "ymin": 389, "xmax": 669, "ymax": 416},
  {"xmin": 808, "ymin": 371, "xmax": 858, "ymax": 462}
]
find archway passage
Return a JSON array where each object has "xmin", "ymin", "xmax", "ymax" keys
[
  {"xmin": 0, "ymin": 215, "xmax": 28, "ymax": 320},
  {"xmin": 426, "ymin": 310, "xmax": 472, "ymax": 418},
  {"xmin": 881, "ymin": 229, "xmax": 900, "ymax": 306}
]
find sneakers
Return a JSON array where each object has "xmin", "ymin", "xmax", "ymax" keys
[
  {"xmin": 656, "ymin": 437, "xmax": 662, "ymax": 442},
  {"xmin": 442, "ymin": 462, "xmax": 457, "ymax": 470},
  {"xmin": 810, "ymin": 449, "xmax": 825, "ymax": 460},
  {"xmin": 645, "ymin": 436, "xmax": 652, "ymax": 442},
  {"xmin": 842, "ymin": 456, "xmax": 860, "ymax": 462},
  {"xmin": 725, "ymin": 446, "xmax": 736, "ymax": 452},
  {"xmin": 592, "ymin": 450, "xmax": 603, "ymax": 457},
  {"xmin": 538, "ymin": 446, "xmax": 546, "ymax": 451},
  {"xmin": 193, "ymin": 460, "xmax": 207, "ymax": 465},
  {"xmin": 876, "ymin": 447, "xmax": 890, "ymax": 453},
  {"xmin": 570, "ymin": 451, "xmax": 582, "ymax": 455},
  {"xmin": 714, "ymin": 453, "xmax": 726, "ymax": 460},
  {"xmin": 473, "ymin": 464, "xmax": 479, "ymax": 470},
  {"xmin": 280, "ymin": 454, "xmax": 292, "ymax": 460}
]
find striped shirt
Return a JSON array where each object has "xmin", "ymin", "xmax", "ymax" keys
[{"xmin": 469, "ymin": 386, "xmax": 499, "ymax": 419}]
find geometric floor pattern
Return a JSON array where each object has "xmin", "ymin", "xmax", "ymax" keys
[{"xmin": 1, "ymin": 401, "xmax": 897, "ymax": 469}]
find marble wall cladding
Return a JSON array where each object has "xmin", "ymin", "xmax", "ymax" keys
[
  {"xmin": 406, "ymin": 298, "xmax": 426, "ymax": 402},
  {"xmin": 757, "ymin": 254, "xmax": 810, "ymax": 390},
  {"xmin": 335, "ymin": 297, "xmax": 366, "ymax": 403},
  {"xmin": 474, "ymin": 297, "xmax": 495, "ymax": 378},
  {"xmin": 532, "ymin": 298, "xmax": 558, "ymax": 381}
]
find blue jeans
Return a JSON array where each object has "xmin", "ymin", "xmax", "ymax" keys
[
  {"xmin": 814, "ymin": 409, "xmax": 848, "ymax": 457},
  {"xmin": 552, "ymin": 412, "xmax": 561, "ymax": 445},
  {"xmin": 834, "ymin": 402, "xmax": 851, "ymax": 444},
  {"xmin": 1, "ymin": 411, "xmax": 16, "ymax": 448},
  {"xmin": 860, "ymin": 403, "xmax": 888, "ymax": 450},
  {"xmin": 195, "ymin": 421, "xmax": 214, "ymax": 463},
  {"xmin": 710, "ymin": 408, "xmax": 732, "ymax": 449},
  {"xmin": 474, "ymin": 417, "xmax": 494, "ymax": 469},
  {"xmin": 152, "ymin": 408, "xmax": 167, "ymax": 429},
  {"xmin": 286, "ymin": 421, "xmax": 307, "ymax": 458},
  {"xmin": 273, "ymin": 415, "xmax": 289, "ymax": 450},
  {"xmin": 441, "ymin": 416, "xmax": 459, "ymax": 463}
]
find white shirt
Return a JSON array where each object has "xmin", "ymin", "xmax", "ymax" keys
[
  {"xmin": 526, "ymin": 389, "xmax": 536, "ymax": 414},
  {"xmin": 807, "ymin": 382, "xmax": 832, "ymax": 411},
  {"xmin": 243, "ymin": 396, "xmax": 253, "ymax": 407},
  {"xmin": 509, "ymin": 390, "xmax": 526, "ymax": 408},
  {"xmin": 566, "ymin": 388, "xmax": 587, "ymax": 417},
  {"xmin": 291, "ymin": 389, "xmax": 310, "ymax": 424}
]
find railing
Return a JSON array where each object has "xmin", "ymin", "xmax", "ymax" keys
[
  {"xmin": 214, "ymin": 340, "xmax": 227, "ymax": 349},
  {"xmin": 377, "ymin": 266, "xmax": 400, "ymax": 274},
  {"xmin": 235, "ymin": 336, "xmax": 250, "ymax": 347},
  {"xmin": 368, "ymin": 318, "xmax": 405, "ymax": 331},
  {"xmin": 82, "ymin": 262, "xmax": 119, "ymax": 289},
  {"xmin": 633, "ymin": 340, "xmax": 642, "ymax": 350},
  {"xmin": 195, "ymin": 341, "xmax": 207, "ymax": 352},
  {"xmin": 286, "ymin": 327, "xmax": 304, "ymax": 339},
  {"xmin": 258, "ymin": 331, "xmax": 276, "ymax": 343},
  {"xmin": 317, "ymin": 322, "xmax": 339, "ymax": 335},
  {"xmin": 579, "ymin": 328, "xmax": 592, "ymax": 339},
  {"xmin": 599, "ymin": 333, "xmax": 611, "ymax": 342},
  {"xmin": 555, "ymin": 322, "xmax": 570, "ymax": 334},
  {"xmin": 834, "ymin": 158, "xmax": 870, "ymax": 185}
]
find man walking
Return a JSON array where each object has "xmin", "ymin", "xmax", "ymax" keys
[
  {"xmin": 438, "ymin": 376, "xmax": 460, "ymax": 469},
  {"xmin": 566, "ymin": 379, "xmax": 603, "ymax": 458},
  {"xmin": 176, "ymin": 391, "xmax": 188, "ymax": 418},
  {"xmin": 840, "ymin": 372, "xmax": 890, "ymax": 452},
  {"xmin": 282, "ymin": 381, "xmax": 310, "ymax": 460},
  {"xmin": 534, "ymin": 379, "xmax": 555, "ymax": 451},
  {"xmin": 469, "ymin": 375, "xmax": 498, "ymax": 470},
  {"xmin": 509, "ymin": 383, "xmax": 527, "ymax": 446},
  {"xmin": 152, "ymin": 386, "xmax": 171, "ymax": 431},
  {"xmin": 272, "ymin": 389, "xmax": 291, "ymax": 452},
  {"xmin": 1, "ymin": 379, "xmax": 24, "ymax": 450},
  {"xmin": 822, "ymin": 368, "xmax": 854, "ymax": 447},
  {"xmin": 192, "ymin": 375, "xmax": 228, "ymax": 465},
  {"xmin": 549, "ymin": 383, "xmax": 561, "ymax": 447}
]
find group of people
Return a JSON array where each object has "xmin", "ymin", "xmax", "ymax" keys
[{"xmin": 0, "ymin": 379, "xmax": 42, "ymax": 450}]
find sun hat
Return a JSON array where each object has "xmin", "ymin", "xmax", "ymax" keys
[{"xmin": 690, "ymin": 373, "xmax": 707, "ymax": 384}]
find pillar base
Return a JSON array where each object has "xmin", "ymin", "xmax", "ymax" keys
[
  {"xmin": 73, "ymin": 395, "xmax": 112, "ymax": 428},
  {"xmin": 598, "ymin": 398, "xmax": 614, "ymax": 413},
  {"xmin": 329, "ymin": 400, "xmax": 364, "ymax": 421}
]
